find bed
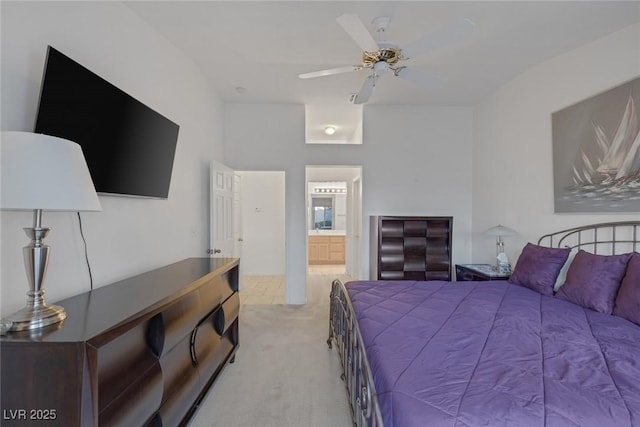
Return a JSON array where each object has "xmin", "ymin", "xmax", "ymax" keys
[{"xmin": 327, "ymin": 221, "xmax": 640, "ymax": 427}]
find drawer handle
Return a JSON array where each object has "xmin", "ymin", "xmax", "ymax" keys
[
  {"xmin": 214, "ymin": 308, "xmax": 225, "ymax": 336},
  {"xmin": 189, "ymin": 329, "xmax": 198, "ymax": 366}
]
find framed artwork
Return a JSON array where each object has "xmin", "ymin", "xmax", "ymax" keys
[{"xmin": 552, "ymin": 76, "xmax": 640, "ymax": 213}]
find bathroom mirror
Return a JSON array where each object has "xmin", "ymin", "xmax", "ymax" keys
[{"xmin": 311, "ymin": 196, "xmax": 333, "ymax": 230}]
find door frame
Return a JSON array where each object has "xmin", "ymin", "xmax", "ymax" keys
[
  {"xmin": 304, "ymin": 166, "xmax": 363, "ymax": 279},
  {"xmin": 348, "ymin": 175, "xmax": 363, "ymax": 279}
]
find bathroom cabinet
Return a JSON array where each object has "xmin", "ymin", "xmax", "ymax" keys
[{"xmin": 308, "ymin": 235, "xmax": 345, "ymax": 265}]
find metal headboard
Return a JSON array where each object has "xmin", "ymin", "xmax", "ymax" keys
[{"xmin": 537, "ymin": 221, "xmax": 639, "ymax": 254}]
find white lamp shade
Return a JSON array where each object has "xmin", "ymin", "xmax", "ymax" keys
[
  {"xmin": 485, "ymin": 224, "xmax": 516, "ymax": 237},
  {"xmin": 1, "ymin": 131, "xmax": 101, "ymax": 211}
]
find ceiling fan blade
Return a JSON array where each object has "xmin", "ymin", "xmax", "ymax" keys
[
  {"xmin": 401, "ymin": 18, "xmax": 475, "ymax": 59},
  {"xmin": 352, "ymin": 74, "xmax": 377, "ymax": 104},
  {"xmin": 298, "ymin": 65, "xmax": 363, "ymax": 80},
  {"xmin": 336, "ymin": 13, "xmax": 379, "ymax": 53},
  {"xmin": 395, "ymin": 67, "xmax": 447, "ymax": 90}
]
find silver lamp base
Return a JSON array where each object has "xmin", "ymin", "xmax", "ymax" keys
[
  {"xmin": 4, "ymin": 209, "xmax": 67, "ymax": 333},
  {"xmin": 4, "ymin": 303, "xmax": 66, "ymax": 332}
]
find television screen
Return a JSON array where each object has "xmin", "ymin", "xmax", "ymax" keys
[{"xmin": 34, "ymin": 46, "xmax": 180, "ymax": 199}]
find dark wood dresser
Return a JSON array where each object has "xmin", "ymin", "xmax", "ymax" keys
[
  {"xmin": 0, "ymin": 257, "xmax": 239, "ymax": 427},
  {"xmin": 370, "ymin": 216, "xmax": 453, "ymax": 281}
]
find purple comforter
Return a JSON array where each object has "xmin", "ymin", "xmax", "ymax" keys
[{"xmin": 346, "ymin": 280, "xmax": 640, "ymax": 427}]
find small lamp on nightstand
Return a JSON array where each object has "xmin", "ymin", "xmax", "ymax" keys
[
  {"xmin": 485, "ymin": 224, "xmax": 516, "ymax": 274},
  {"xmin": 1, "ymin": 131, "xmax": 101, "ymax": 333}
]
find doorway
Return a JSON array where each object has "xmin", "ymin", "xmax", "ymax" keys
[
  {"xmin": 305, "ymin": 166, "xmax": 363, "ymax": 283},
  {"xmin": 235, "ymin": 171, "xmax": 286, "ymax": 305}
]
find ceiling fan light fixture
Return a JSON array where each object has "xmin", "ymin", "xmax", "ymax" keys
[
  {"xmin": 323, "ymin": 126, "xmax": 337, "ymax": 136},
  {"xmin": 374, "ymin": 61, "xmax": 391, "ymax": 75},
  {"xmin": 362, "ymin": 47, "xmax": 400, "ymax": 68}
]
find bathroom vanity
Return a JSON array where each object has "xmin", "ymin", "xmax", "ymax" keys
[{"xmin": 308, "ymin": 232, "xmax": 345, "ymax": 265}]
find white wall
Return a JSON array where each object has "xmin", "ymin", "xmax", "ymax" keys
[
  {"xmin": 1, "ymin": 2, "xmax": 224, "ymax": 316},
  {"xmin": 237, "ymin": 171, "xmax": 286, "ymax": 276},
  {"xmin": 472, "ymin": 23, "xmax": 640, "ymax": 265},
  {"xmin": 3, "ymin": 4, "xmax": 628, "ymax": 314},
  {"xmin": 224, "ymin": 104, "xmax": 473, "ymax": 304}
]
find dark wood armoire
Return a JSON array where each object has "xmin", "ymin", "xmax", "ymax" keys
[{"xmin": 370, "ymin": 216, "xmax": 453, "ymax": 281}]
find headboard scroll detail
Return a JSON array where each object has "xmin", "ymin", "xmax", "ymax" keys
[{"xmin": 537, "ymin": 221, "xmax": 639, "ymax": 255}]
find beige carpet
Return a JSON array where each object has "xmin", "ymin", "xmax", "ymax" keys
[{"xmin": 187, "ymin": 272, "xmax": 353, "ymax": 427}]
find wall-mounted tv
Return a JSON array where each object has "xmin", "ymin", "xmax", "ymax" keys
[{"xmin": 34, "ymin": 46, "xmax": 180, "ymax": 199}]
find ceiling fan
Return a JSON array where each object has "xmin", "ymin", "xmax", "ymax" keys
[{"xmin": 299, "ymin": 14, "xmax": 475, "ymax": 104}]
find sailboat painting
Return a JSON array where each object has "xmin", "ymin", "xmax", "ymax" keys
[{"xmin": 553, "ymin": 77, "xmax": 640, "ymax": 213}]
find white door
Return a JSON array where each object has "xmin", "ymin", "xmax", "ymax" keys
[
  {"xmin": 232, "ymin": 173, "xmax": 242, "ymax": 258},
  {"xmin": 209, "ymin": 161, "xmax": 236, "ymax": 257}
]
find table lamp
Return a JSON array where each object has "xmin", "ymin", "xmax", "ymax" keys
[
  {"xmin": 1, "ymin": 131, "xmax": 101, "ymax": 332},
  {"xmin": 485, "ymin": 224, "xmax": 516, "ymax": 273}
]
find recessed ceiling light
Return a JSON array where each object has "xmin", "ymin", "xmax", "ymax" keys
[{"xmin": 324, "ymin": 126, "xmax": 336, "ymax": 135}]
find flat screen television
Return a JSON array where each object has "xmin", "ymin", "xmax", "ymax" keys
[{"xmin": 34, "ymin": 46, "xmax": 180, "ymax": 199}]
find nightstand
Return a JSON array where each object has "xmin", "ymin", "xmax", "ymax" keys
[{"xmin": 455, "ymin": 264, "xmax": 511, "ymax": 281}]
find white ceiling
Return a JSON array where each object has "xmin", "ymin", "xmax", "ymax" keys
[
  {"xmin": 126, "ymin": 1, "xmax": 639, "ymax": 106},
  {"xmin": 124, "ymin": 1, "xmax": 639, "ymax": 140}
]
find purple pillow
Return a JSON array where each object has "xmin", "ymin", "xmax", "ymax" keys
[
  {"xmin": 508, "ymin": 243, "xmax": 571, "ymax": 296},
  {"xmin": 556, "ymin": 250, "xmax": 632, "ymax": 314},
  {"xmin": 613, "ymin": 252, "xmax": 640, "ymax": 325}
]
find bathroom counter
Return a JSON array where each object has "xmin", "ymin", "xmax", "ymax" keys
[{"xmin": 308, "ymin": 230, "xmax": 346, "ymax": 236}]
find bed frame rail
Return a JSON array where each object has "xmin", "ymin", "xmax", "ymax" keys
[
  {"xmin": 537, "ymin": 221, "xmax": 639, "ymax": 253},
  {"xmin": 328, "ymin": 279, "xmax": 383, "ymax": 427}
]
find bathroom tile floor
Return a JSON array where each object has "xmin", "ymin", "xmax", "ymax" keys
[
  {"xmin": 239, "ymin": 275, "xmax": 286, "ymax": 305},
  {"xmin": 240, "ymin": 265, "xmax": 347, "ymax": 305}
]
